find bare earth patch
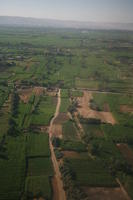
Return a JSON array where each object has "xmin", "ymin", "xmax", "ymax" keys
[
  {"xmin": 54, "ymin": 113, "xmax": 69, "ymax": 124},
  {"xmin": 117, "ymin": 143, "xmax": 133, "ymax": 167},
  {"xmin": 18, "ymin": 87, "xmax": 44, "ymax": 103},
  {"xmin": 52, "ymin": 112, "xmax": 70, "ymax": 138},
  {"xmin": 93, "ymin": 129, "xmax": 104, "ymax": 137},
  {"xmin": 19, "ymin": 88, "xmax": 33, "ymax": 103},
  {"xmin": 103, "ymin": 103, "xmax": 110, "ymax": 112},
  {"xmin": 77, "ymin": 91, "xmax": 116, "ymax": 125},
  {"xmin": 33, "ymin": 87, "xmax": 44, "ymax": 96},
  {"xmin": 83, "ymin": 187, "xmax": 129, "ymax": 200},
  {"xmin": 120, "ymin": 105, "xmax": 133, "ymax": 114},
  {"xmin": 62, "ymin": 151, "xmax": 81, "ymax": 158},
  {"xmin": 51, "ymin": 124, "xmax": 63, "ymax": 138}
]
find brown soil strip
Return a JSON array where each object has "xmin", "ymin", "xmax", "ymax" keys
[
  {"xmin": 117, "ymin": 143, "xmax": 133, "ymax": 167},
  {"xmin": 120, "ymin": 105, "xmax": 133, "ymax": 114},
  {"xmin": 62, "ymin": 151, "xmax": 81, "ymax": 158},
  {"xmin": 77, "ymin": 91, "xmax": 116, "ymax": 125},
  {"xmin": 54, "ymin": 113, "xmax": 69, "ymax": 124},
  {"xmin": 103, "ymin": 103, "xmax": 110, "ymax": 112},
  {"xmin": 83, "ymin": 186, "xmax": 130, "ymax": 200},
  {"xmin": 52, "ymin": 176, "xmax": 59, "ymax": 200},
  {"xmin": 93, "ymin": 129, "xmax": 104, "ymax": 137}
]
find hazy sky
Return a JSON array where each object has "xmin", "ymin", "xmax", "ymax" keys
[{"xmin": 0, "ymin": 0, "xmax": 133, "ymax": 23}]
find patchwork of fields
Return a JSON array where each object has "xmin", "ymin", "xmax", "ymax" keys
[{"xmin": 0, "ymin": 27, "xmax": 133, "ymax": 200}]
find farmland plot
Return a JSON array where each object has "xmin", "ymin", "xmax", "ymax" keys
[{"xmin": 77, "ymin": 91, "xmax": 116, "ymax": 124}]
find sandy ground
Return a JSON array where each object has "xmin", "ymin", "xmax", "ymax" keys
[
  {"xmin": 117, "ymin": 143, "xmax": 133, "ymax": 167},
  {"xmin": 83, "ymin": 187, "xmax": 130, "ymax": 200},
  {"xmin": 77, "ymin": 91, "xmax": 116, "ymax": 125}
]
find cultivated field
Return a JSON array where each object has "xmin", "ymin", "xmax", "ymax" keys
[{"xmin": 0, "ymin": 27, "xmax": 133, "ymax": 200}]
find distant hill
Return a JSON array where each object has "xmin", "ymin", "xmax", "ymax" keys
[{"xmin": 0, "ymin": 16, "xmax": 133, "ymax": 31}]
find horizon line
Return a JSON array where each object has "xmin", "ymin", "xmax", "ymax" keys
[{"xmin": 0, "ymin": 15, "xmax": 133, "ymax": 24}]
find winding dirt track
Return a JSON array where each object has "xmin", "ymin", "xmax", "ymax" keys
[{"xmin": 49, "ymin": 89, "xmax": 66, "ymax": 200}]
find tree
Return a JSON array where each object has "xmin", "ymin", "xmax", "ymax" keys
[{"xmin": 51, "ymin": 136, "xmax": 61, "ymax": 147}]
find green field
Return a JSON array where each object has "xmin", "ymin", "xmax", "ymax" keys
[
  {"xmin": 92, "ymin": 92, "xmax": 133, "ymax": 126},
  {"xmin": 25, "ymin": 176, "xmax": 52, "ymax": 200},
  {"xmin": 28, "ymin": 157, "xmax": 53, "ymax": 176},
  {"xmin": 66, "ymin": 158, "xmax": 117, "ymax": 187},
  {"xmin": 60, "ymin": 140, "xmax": 87, "ymax": 152},
  {"xmin": 31, "ymin": 95, "xmax": 56, "ymax": 126},
  {"xmin": 0, "ymin": 136, "xmax": 26, "ymax": 200},
  {"xmin": 62, "ymin": 120, "xmax": 78, "ymax": 140},
  {"xmin": 27, "ymin": 133, "xmax": 50, "ymax": 157},
  {"xmin": 0, "ymin": 27, "xmax": 133, "ymax": 200},
  {"xmin": 60, "ymin": 90, "xmax": 70, "ymax": 113}
]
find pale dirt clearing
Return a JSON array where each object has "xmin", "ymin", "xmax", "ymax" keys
[
  {"xmin": 83, "ymin": 187, "xmax": 130, "ymax": 200},
  {"xmin": 77, "ymin": 91, "xmax": 116, "ymax": 125}
]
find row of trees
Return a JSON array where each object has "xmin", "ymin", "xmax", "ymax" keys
[
  {"xmin": 8, "ymin": 90, "xmax": 20, "ymax": 136},
  {"xmin": 60, "ymin": 162, "xmax": 88, "ymax": 200}
]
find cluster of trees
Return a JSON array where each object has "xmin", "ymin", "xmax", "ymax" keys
[
  {"xmin": 0, "ymin": 135, "xmax": 7, "ymax": 159},
  {"xmin": 60, "ymin": 161, "xmax": 88, "ymax": 200},
  {"xmin": 0, "ymin": 60, "xmax": 15, "ymax": 72},
  {"xmin": 8, "ymin": 118, "xmax": 19, "ymax": 136},
  {"xmin": 51, "ymin": 136, "xmax": 61, "ymax": 148},
  {"xmin": 8, "ymin": 90, "xmax": 20, "ymax": 136},
  {"xmin": 109, "ymin": 158, "xmax": 133, "ymax": 177},
  {"xmin": 90, "ymin": 99, "xmax": 102, "ymax": 111},
  {"xmin": 11, "ymin": 91, "xmax": 19, "ymax": 117},
  {"xmin": 89, "ymin": 139, "xmax": 133, "ymax": 178}
]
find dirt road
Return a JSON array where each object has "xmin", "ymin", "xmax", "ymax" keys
[
  {"xmin": 49, "ymin": 89, "xmax": 66, "ymax": 200},
  {"xmin": 116, "ymin": 178, "xmax": 131, "ymax": 200}
]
